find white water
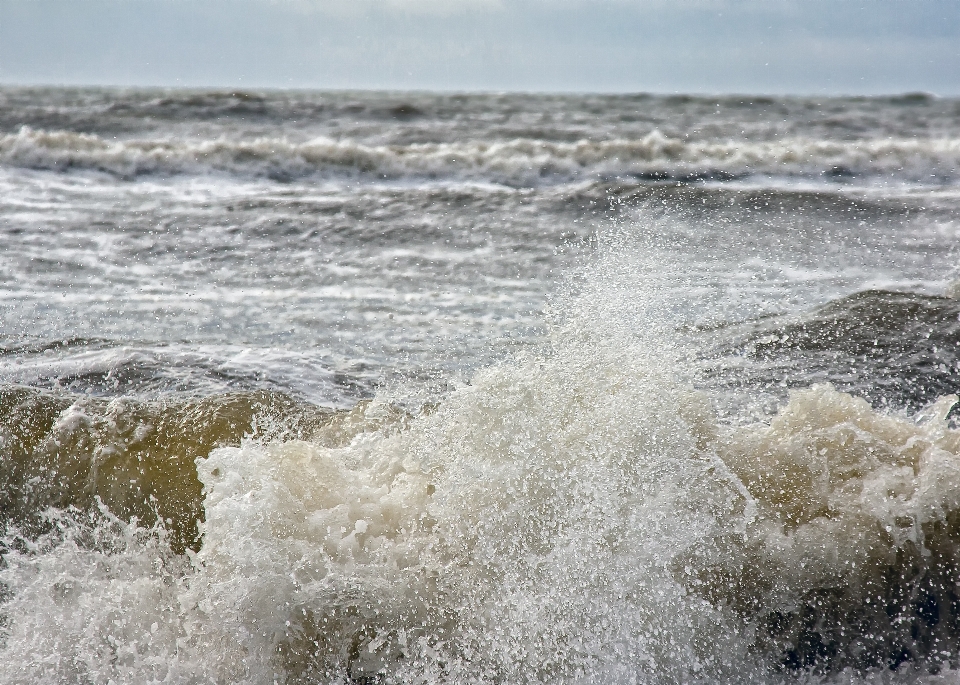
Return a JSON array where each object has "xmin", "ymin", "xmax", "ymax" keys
[
  {"xmin": 3, "ymin": 242, "xmax": 960, "ymax": 684},
  {"xmin": 4, "ymin": 126, "xmax": 960, "ymax": 184}
]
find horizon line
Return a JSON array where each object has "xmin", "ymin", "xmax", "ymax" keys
[{"xmin": 1, "ymin": 82, "xmax": 957, "ymax": 100}]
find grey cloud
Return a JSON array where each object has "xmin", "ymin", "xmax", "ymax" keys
[{"xmin": 0, "ymin": 0, "xmax": 956, "ymax": 92}]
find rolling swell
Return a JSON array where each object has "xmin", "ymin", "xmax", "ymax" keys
[
  {"xmin": 702, "ymin": 290, "xmax": 960, "ymax": 413},
  {"xmin": 0, "ymin": 388, "xmax": 408, "ymax": 553},
  {"xmin": 4, "ymin": 126, "xmax": 960, "ymax": 184}
]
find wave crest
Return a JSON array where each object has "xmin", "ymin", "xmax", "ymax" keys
[{"xmin": 4, "ymin": 126, "xmax": 960, "ymax": 184}]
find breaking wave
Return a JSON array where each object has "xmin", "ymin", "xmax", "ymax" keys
[
  {"xmin": 3, "ymin": 126, "xmax": 960, "ymax": 184},
  {"xmin": 4, "ymin": 250, "xmax": 960, "ymax": 684}
]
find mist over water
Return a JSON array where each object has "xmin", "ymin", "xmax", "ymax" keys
[{"xmin": 1, "ymin": 88, "xmax": 960, "ymax": 684}]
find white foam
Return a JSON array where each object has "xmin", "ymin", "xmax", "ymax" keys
[{"xmin": 0, "ymin": 509, "xmax": 201, "ymax": 684}]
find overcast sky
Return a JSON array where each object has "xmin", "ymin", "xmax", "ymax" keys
[{"xmin": 0, "ymin": 0, "xmax": 957, "ymax": 94}]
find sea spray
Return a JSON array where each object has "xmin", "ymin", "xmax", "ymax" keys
[
  {"xmin": 0, "ymin": 241, "xmax": 753, "ymax": 683},
  {"xmin": 189, "ymin": 348, "xmax": 756, "ymax": 682},
  {"xmin": 3, "ymin": 234, "xmax": 960, "ymax": 683},
  {"xmin": 0, "ymin": 507, "xmax": 195, "ymax": 684}
]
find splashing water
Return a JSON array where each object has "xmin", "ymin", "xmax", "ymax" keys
[{"xmin": 3, "ymin": 234, "xmax": 960, "ymax": 685}]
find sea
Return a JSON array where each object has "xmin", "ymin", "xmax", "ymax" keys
[{"xmin": 1, "ymin": 87, "xmax": 959, "ymax": 684}]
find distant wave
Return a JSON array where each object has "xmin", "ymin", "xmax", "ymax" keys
[
  {"xmin": 3, "ymin": 126, "xmax": 959, "ymax": 184},
  {"xmin": 701, "ymin": 290, "xmax": 960, "ymax": 412}
]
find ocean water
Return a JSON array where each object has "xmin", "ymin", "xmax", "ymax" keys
[{"xmin": 1, "ymin": 87, "xmax": 960, "ymax": 684}]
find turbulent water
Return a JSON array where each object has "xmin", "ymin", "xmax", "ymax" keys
[{"xmin": 1, "ymin": 88, "xmax": 960, "ymax": 684}]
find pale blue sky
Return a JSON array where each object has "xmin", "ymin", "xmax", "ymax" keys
[{"xmin": 1, "ymin": 0, "xmax": 958, "ymax": 93}]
